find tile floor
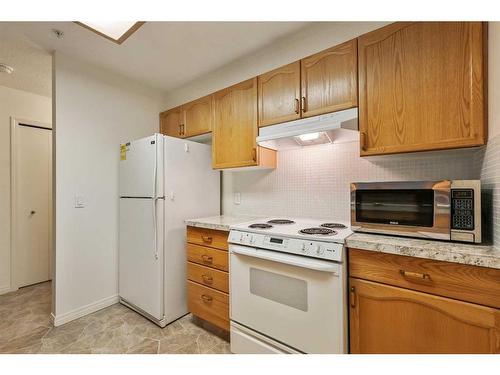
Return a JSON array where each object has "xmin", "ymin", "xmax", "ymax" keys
[{"xmin": 0, "ymin": 282, "xmax": 231, "ymax": 354}]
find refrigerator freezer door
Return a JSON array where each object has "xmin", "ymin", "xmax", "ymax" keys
[
  {"xmin": 119, "ymin": 198, "xmax": 164, "ymax": 321},
  {"xmin": 119, "ymin": 134, "xmax": 163, "ymax": 198}
]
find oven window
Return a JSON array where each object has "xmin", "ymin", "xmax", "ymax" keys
[
  {"xmin": 249, "ymin": 268, "xmax": 308, "ymax": 312},
  {"xmin": 356, "ymin": 189, "xmax": 434, "ymax": 227}
]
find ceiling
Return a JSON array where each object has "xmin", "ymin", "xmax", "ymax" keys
[
  {"xmin": 0, "ymin": 22, "xmax": 311, "ymax": 96},
  {"xmin": 0, "ymin": 30, "xmax": 52, "ymax": 97}
]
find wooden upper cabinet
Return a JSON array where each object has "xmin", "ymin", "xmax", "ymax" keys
[
  {"xmin": 182, "ymin": 94, "xmax": 213, "ymax": 137},
  {"xmin": 349, "ymin": 278, "xmax": 500, "ymax": 354},
  {"xmin": 358, "ymin": 22, "xmax": 487, "ymax": 156},
  {"xmin": 159, "ymin": 106, "xmax": 184, "ymax": 138},
  {"xmin": 258, "ymin": 61, "xmax": 301, "ymax": 127},
  {"xmin": 301, "ymin": 39, "xmax": 358, "ymax": 118},
  {"xmin": 212, "ymin": 78, "xmax": 274, "ymax": 169}
]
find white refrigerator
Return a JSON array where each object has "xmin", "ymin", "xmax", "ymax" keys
[{"xmin": 119, "ymin": 134, "xmax": 220, "ymax": 327}]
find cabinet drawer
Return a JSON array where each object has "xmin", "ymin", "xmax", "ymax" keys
[
  {"xmin": 186, "ymin": 243, "xmax": 228, "ymax": 271},
  {"xmin": 187, "ymin": 262, "xmax": 229, "ymax": 293},
  {"xmin": 349, "ymin": 248, "xmax": 500, "ymax": 309},
  {"xmin": 187, "ymin": 226, "xmax": 228, "ymax": 250},
  {"xmin": 187, "ymin": 280, "xmax": 229, "ymax": 331}
]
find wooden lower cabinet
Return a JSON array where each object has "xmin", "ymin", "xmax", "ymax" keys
[
  {"xmin": 348, "ymin": 248, "xmax": 500, "ymax": 354},
  {"xmin": 186, "ymin": 226, "xmax": 230, "ymax": 331}
]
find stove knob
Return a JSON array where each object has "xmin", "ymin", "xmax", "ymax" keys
[
  {"xmin": 250, "ymin": 235, "xmax": 255, "ymax": 244},
  {"xmin": 316, "ymin": 245, "xmax": 324, "ymax": 255},
  {"xmin": 239, "ymin": 234, "xmax": 244, "ymax": 243},
  {"xmin": 301, "ymin": 243, "xmax": 307, "ymax": 253}
]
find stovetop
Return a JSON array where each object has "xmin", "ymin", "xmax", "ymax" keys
[{"xmin": 230, "ymin": 217, "xmax": 352, "ymax": 243}]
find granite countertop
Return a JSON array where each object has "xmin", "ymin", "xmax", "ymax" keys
[
  {"xmin": 185, "ymin": 215, "xmax": 263, "ymax": 231},
  {"xmin": 346, "ymin": 232, "xmax": 500, "ymax": 270}
]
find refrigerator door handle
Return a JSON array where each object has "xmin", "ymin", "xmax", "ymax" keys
[{"xmin": 153, "ymin": 198, "xmax": 158, "ymax": 260}]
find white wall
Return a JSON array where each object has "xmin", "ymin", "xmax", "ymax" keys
[
  {"xmin": 0, "ymin": 85, "xmax": 52, "ymax": 294},
  {"xmin": 163, "ymin": 22, "xmax": 389, "ymax": 109},
  {"xmin": 53, "ymin": 53, "xmax": 165, "ymax": 321}
]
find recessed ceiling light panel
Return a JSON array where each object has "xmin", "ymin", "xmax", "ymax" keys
[
  {"xmin": 76, "ymin": 21, "xmax": 145, "ymax": 45},
  {"xmin": 0, "ymin": 63, "xmax": 14, "ymax": 74}
]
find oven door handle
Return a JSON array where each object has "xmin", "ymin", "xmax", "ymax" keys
[{"xmin": 230, "ymin": 246, "xmax": 340, "ymax": 274}]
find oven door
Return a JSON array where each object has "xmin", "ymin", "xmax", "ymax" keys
[
  {"xmin": 229, "ymin": 245, "xmax": 346, "ymax": 354},
  {"xmin": 350, "ymin": 180, "xmax": 451, "ymax": 240}
]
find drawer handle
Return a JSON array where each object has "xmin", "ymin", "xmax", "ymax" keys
[
  {"xmin": 201, "ymin": 294, "xmax": 213, "ymax": 303},
  {"xmin": 201, "ymin": 274, "xmax": 213, "ymax": 284},
  {"xmin": 201, "ymin": 236, "xmax": 213, "ymax": 243},
  {"xmin": 399, "ymin": 270, "xmax": 431, "ymax": 281},
  {"xmin": 201, "ymin": 255, "xmax": 213, "ymax": 263}
]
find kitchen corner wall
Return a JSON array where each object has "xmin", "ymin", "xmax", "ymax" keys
[{"xmin": 53, "ymin": 53, "xmax": 164, "ymax": 322}]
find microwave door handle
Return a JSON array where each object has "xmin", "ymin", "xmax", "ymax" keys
[{"xmin": 231, "ymin": 246, "xmax": 339, "ymax": 274}]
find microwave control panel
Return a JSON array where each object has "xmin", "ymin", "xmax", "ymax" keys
[{"xmin": 451, "ymin": 189, "xmax": 474, "ymax": 230}]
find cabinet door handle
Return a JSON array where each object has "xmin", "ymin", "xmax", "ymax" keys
[
  {"xmin": 201, "ymin": 236, "xmax": 213, "ymax": 243},
  {"xmin": 301, "ymin": 96, "xmax": 306, "ymax": 113},
  {"xmin": 201, "ymin": 255, "xmax": 213, "ymax": 264},
  {"xmin": 201, "ymin": 294, "xmax": 213, "ymax": 303},
  {"xmin": 178, "ymin": 124, "xmax": 183, "ymax": 136},
  {"xmin": 294, "ymin": 98, "xmax": 300, "ymax": 114},
  {"xmin": 360, "ymin": 132, "xmax": 367, "ymax": 151},
  {"xmin": 399, "ymin": 270, "xmax": 431, "ymax": 281},
  {"xmin": 201, "ymin": 274, "xmax": 213, "ymax": 284},
  {"xmin": 252, "ymin": 147, "xmax": 257, "ymax": 162},
  {"xmin": 350, "ymin": 286, "xmax": 356, "ymax": 308}
]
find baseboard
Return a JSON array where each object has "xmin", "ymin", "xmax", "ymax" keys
[
  {"xmin": 52, "ymin": 294, "xmax": 119, "ymax": 327},
  {"xmin": 0, "ymin": 285, "xmax": 17, "ymax": 296}
]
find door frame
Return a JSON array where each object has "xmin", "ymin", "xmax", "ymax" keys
[{"xmin": 10, "ymin": 117, "xmax": 53, "ymax": 292}]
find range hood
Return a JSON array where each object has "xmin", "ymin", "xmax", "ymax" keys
[{"xmin": 257, "ymin": 107, "xmax": 358, "ymax": 150}]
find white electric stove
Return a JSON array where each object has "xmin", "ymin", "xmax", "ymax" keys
[{"xmin": 228, "ymin": 218, "xmax": 352, "ymax": 354}]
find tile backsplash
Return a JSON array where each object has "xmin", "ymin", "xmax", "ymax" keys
[
  {"xmin": 222, "ymin": 140, "xmax": 476, "ymax": 220},
  {"xmin": 475, "ymin": 133, "xmax": 500, "ymax": 247}
]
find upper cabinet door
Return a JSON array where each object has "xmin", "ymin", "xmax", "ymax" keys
[
  {"xmin": 301, "ymin": 39, "xmax": 358, "ymax": 118},
  {"xmin": 358, "ymin": 22, "xmax": 487, "ymax": 156},
  {"xmin": 212, "ymin": 78, "xmax": 259, "ymax": 169},
  {"xmin": 160, "ymin": 106, "xmax": 184, "ymax": 138},
  {"xmin": 182, "ymin": 94, "xmax": 213, "ymax": 137},
  {"xmin": 258, "ymin": 61, "xmax": 301, "ymax": 127}
]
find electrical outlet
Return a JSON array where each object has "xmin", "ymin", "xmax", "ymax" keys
[{"xmin": 234, "ymin": 192, "xmax": 241, "ymax": 205}]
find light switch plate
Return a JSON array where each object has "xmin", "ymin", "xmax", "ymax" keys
[
  {"xmin": 75, "ymin": 195, "xmax": 85, "ymax": 208},
  {"xmin": 234, "ymin": 192, "xmax": 241, "ymax": 205}
]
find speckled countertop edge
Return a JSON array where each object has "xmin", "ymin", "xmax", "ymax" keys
[
  {"xmin": 346, "ymin": 232, "xmax": 500, "ymax": 269},
  {"xmin": 185, "ymin": 215, "xmax": 264, "ymax": 232}
]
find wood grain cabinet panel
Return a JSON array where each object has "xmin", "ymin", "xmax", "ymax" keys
[
  {"xmin": 186, "ymin": 226, "xmax": 229, "ymax": 251},
  {"xmin": 187, "ymin": 280, "xmax": 229, "ymax": 331},
  {"xmin": 159, "ymin": 106, "xmax": 184, "ymax": 138},
  {"xmin": 212, "ymin": 78, "xmax": 258, "ymax": 169},
  {"xmin": 186, "ymin": 243, "xmax": 228, "ymax": 272},
  {"xmin": 349, "ymin": 278, "xmax": 500, "ymax": 354},
  {"xmin": 212, "ymin": 78, "xmax": 276, "ymax": 169},
  {"xmin": 300, "ymin": 39, "xmax": 358, "ymax": 118},
  {"xmin": 349, "ymin": 248, "xmax": 500, "ymax": 309},
  {"xmin": 182, "ymin": 94, "xmax": 213, "ymax": 137},
  {"xmin": 258, "ymin": 61, "xmax": 301, "ymax": 127},
  {"xmin": 187, "ymin": 262, "xmax": 229, "ymax": 293},
  {"xmin": 358, "ymin": 22, "xmax": 487, "ymax": 156}
]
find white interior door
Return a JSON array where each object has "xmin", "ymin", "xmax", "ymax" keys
[
  {"xmin": 119, "ymin": 198, "xmax": 164, "ymax": 320},
  {"xmin": 15, "ymin": 124, "xmax": 52, "ymax": 288}
]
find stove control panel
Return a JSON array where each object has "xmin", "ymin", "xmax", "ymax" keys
[{"xmin": 228, "ymin": 230, "xmax": 343, "ymax": 262}]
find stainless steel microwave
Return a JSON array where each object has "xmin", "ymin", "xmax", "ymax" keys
[{"xmin": 350, "ymin": 180, "xmax": 481, "ymax": 243}]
